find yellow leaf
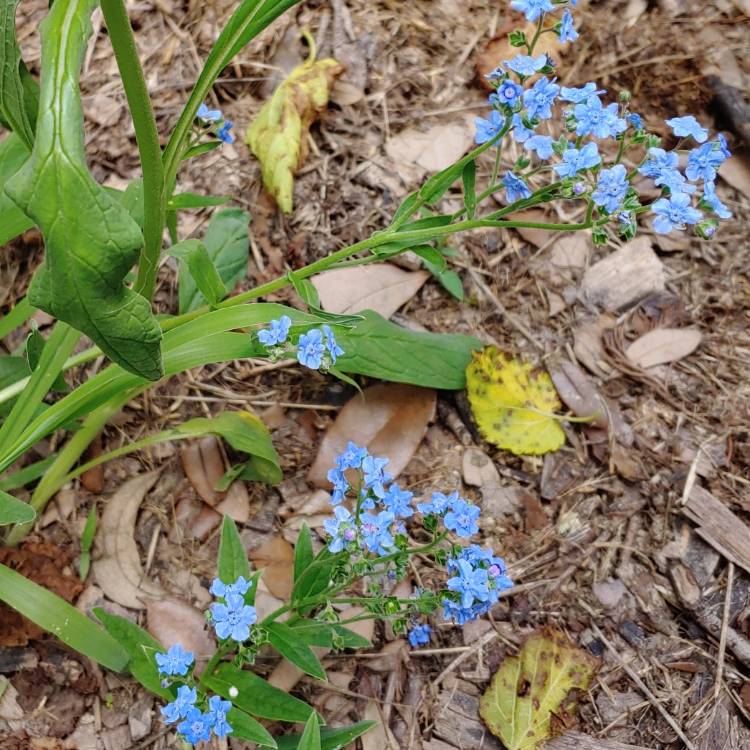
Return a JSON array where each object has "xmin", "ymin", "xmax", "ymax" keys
[
  {"xmin": 466, "ymin": 346, "xmax": 565, "ymax": 456},
  {"xmin": 245, "ymin": 40, "xmax": 343, "ymax": 213},
  {"xmin": 480, "ymin": 628, "xmax": 599, "ymax": 750}
]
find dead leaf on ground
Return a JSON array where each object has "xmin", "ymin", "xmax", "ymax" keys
[
  {"xmin": 248, "ymin": 536, "xmax": 294, "ymax": 600},
  {"xmin": 480, "ymin": 628, "xmax": 599, "ymax": 750},
  {"xmin": 311, "ymin": 264, "xmax": 429, "ymax": 319},
  {"xmin": 146, "ymin": 597, "xmax": 215, "ymax": 663},
  {"xmin": 719, "ymin": 150, "xmax": 750, "ymax": 198},
  {"xmin": 510, "ymin": 208, "xmax": 554, "ymax": 248},
  {"xmin": 308, "ymin": 383, "xmax": 437, "ymax": 487},
  {"xmin": 625, "ymin": 328, "xmax": 702, "ymax": 369},
  {"xmin": 181, "ymin": 436, "xmax": 225, "ymax": 505},
  {"xmin": 80, "ymin": 434, "xmax": 104, "ymax": 493},
  {"xmin": 573, "ymin": 317, "xmax": 616, "ymax": 379},
  {"xmin": 92, "ymin": 471, "xmax": 164, "ymax": 610}
]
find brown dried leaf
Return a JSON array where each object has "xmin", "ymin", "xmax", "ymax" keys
[
  {"xmin": 719, "ymin": 151, "xmax": 750, "ymax": 198},
  {"xmin": 146, "ymin": 597, "xmax": 215, "ymax": 662},
  {"xmin": 625, "ymin": 327, "xmax": 702, "ymax": 369},
  {"xmin": 180, "ymin": 436, "xmax": 225, "ymax": 505},
  {"xmin": 248, "ymin": 536, "xmax": 294, "ymax": 600},
  {"xmin": 92, "ymin": 471, "xmax": 164, "ymax": 610},
  {"xmin": 311, "ymin": 264, "xmax": 429, "ymax": 319},
  {"xmin": 80, "ymin": 435, "xmax": 104, "ymax": 493},
  {"xmin": 308, "ymin": 383, "xmax": 436, "ymax": 487}
]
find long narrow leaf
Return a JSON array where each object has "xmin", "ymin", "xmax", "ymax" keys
[{"xmin": 0, "ymin": 489, "xmax": 34, "ymax": 524}]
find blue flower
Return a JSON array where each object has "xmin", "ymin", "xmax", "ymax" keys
[
  {"xmin": 573, "ymin": 96, "xmax": 626, "ymax": 139},
  {"xmin": 177, "ymin": 707, "xmax": 213, "ymax": 745},
  {"xmin": 717, "ymin": 133, "xmax": 731, "ymax": 159},
  {"xmin": 442, "ymin": 597, "xmax": 490, "ymax": 625},
  {"xmin": 155, "ymin": 644, "xmax": 194, "ymax": 676},
  {"xmin": 443, "ymin": 499, "xmax": 481, "ymax": 538},
  {"xmin": 654, "ymin": 167, "xmax": 695, "ymax": 195},
  {"xmin": 701, "ymin": 182, "xmax": 732, "ymax": 219},
  {"xmin": 486, "ymin": 66, "xmax": 505, "ymax": 81},
  {"xmin": 359, "ymin": 511, "xmax": 396, "ymax": 555},
  {"xmin": 417, "ymin": 490, "xmax": 459, "ymax": 515},
  {"xmin": 336, "ymin": 442, "xmax": 369, "ymax": 470},
  {"xmin": 362, "ymin": 455, "xmax": 391, "ymax": 498},
  {"xmin": 627, "ymin": 113, "xmax": 644, "ymax": 130},
  {"xmin": 502, "ymin": 171, "xmax": 532, "ymax": 203},
  {"xmin": 475, "ymin": 109, "xmax": 505, "ymax": 144},
  {"xmin": 511, "ymin": 113, "xmax": 535, "ymax": 143},
  {"xmin": 408, "ymin": 623, "xmax": 432, "ymax": 648},
  {"xmin": 666, "ymin": 115, "xmax": 708, "ymax": 143},
  {"xmin": 207, "ymin": 695, "xmax": 233, "ymax": 738},
  {"xmin": 651, "ymin": 193, "xmax": 702, "ymax": 234},
  {"xmin": 558, "ymin": 9, "xmax": 578, "ymax": 42},
  {"xmin": 504, "ymin": 54, "xmax": 548, "ymax": 77},
  {"xmin": 511, "ymin": 0, "xmax": 555, "ymax": 21},
  {"xmin": 560, "ymin": 82, "xmax": 604, "ymax": 103},
  {"xmin": 525, "ymin": 134, "xmax": 554, "ymax": 160},
  {"xmin": 639, "ymin": 147, "xmax": 677, "ymax": 179},
  {"xmin": 592, "ymin": 164, "xmax": 629, "ymax": 213},
  {"xmin": 327, "ymin": 467, "xmax": 350, "ymax": 505},
  {"xmin": 553, "ymin": 142, "xmax": 600, "ymax": 177},
  {"xmin": 211, "ymin": 592, "xmax": 257, "ymax": 642},
  {"xmin": 382, "ymin": 483, "xmax": 414, "ymax": 517},
  {"xmin": 491, "ymin": 79, "xmax": 524, "ymax": 106},
  {"xmin": 210, "ymin": 576, "xmax": 252, "ymax": 600},
  {"xmin": 258, "ymin": 315, "xmax": 291, "ymax": 346},
  {"xmin": 161, "ymin": 685, "xmax": 197, "ymax": 724},
  {"xmin": 297, "ymin": 328, "xmax": 326, "ymax": 369},
  {"xmin": 322, "ymin": 324, "xmax": 344, "ymax": 363},
  {"xmin": 447, "ymin": 559, "xmax": 491, "ymax": 609},
  {"xmin": 218, "ymin": 120, "xmax": 234, "ymax": 144},
  {"xmin": 197, "ymin": 103, "xmax": 222, "ymax": 122},
  {"xmin": 324, "ymin": 506, "xmax": 356, "ymax": 553},
  {"xmin": 685, "ymin": 141, "xmax": 727, "ymax": 183},
  {"xmin": 523, "ymin": 77, "xmax": 559, "ymax": 120}
]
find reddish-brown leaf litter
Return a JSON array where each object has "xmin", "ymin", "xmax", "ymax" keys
[{"xmin": 2, "ymin": 0, "xmax": 750, "ymax": 748}]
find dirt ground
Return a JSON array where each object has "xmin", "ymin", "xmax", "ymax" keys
[{"xmin": 2, "ymin": 0, "xmax": 750, "ymax": 748}]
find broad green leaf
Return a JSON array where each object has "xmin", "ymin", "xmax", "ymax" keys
[
  {"xmin": 479, "ymin": 628, "xmax": 599, "ymax": 750},
  {"xmin": 265, "ymin": 621, "xmax": 326, "ymax": 680},
  {"xmin": 335, "ymin": 310, "xmax": 481, "ymax": 389},
  {"xmin": 296, "ymin": 713, "xmax": 321, "ymax": 750},
  {"xmin": 4, "ymin": 0, "xmax": 163, "ymax": 380},
  {"xmin": 0, "ymin": 354, "xmax": 28, "ymax": 390},
  {"xmin": 0, "ymin": 563, "xmax": 128, "ymax": 671},
  {"xmin": 93, "ymin": 608, "xmax": 172, "ymax": 700},
  {"xmin": 0, "ymin": 489, "xmax": 34, "ymax": 524},
  {"xmin": 228, "ymin": 707, "xmax": 278, "ymax": 747},
  {"xmin": 170, "ymin": 239, "xmax": 227, "ymax": 307},
  {"xmin": 218, "ymin": 515, "xmax": 251, "ymax": 583},
  {"xmin": 168, "ymin": 192, "xmax": 230, "ymax": 210},
  {"xmin": 0, "ymin": 133, "xmax": 33, "ymax": 245},
  {"xmin": 203, "ymin": 662, "xmax": 314, "ymax": 722},
  {"xmin": 275, "ymin": 721, "xmax": 376, "ymax": 750},
  {"xmin": 293, "ymin": 523, "xmax": 314, "ymax": 583},
  {"xmin": 0, "ymin": 0, "xmax": 39, "ymax": 149},
  {"xmin": 179, "ymin": 208, "xmax": 250, "ymax": 313},
  {"xmin": 291, "ymin": 556, "xmax": 335, "ymax": 605},
  {"xmin": 290, "ymin": 620, "xmax": 371, "ymax": 649}
]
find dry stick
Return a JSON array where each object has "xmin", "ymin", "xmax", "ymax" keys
[
  {"xmin": 714, "ymin": 562, "xmax": 735, "ymax": 702},
  {"xmin": 580, "ymin": 604, "xmax": 697, "ymax": 750}
]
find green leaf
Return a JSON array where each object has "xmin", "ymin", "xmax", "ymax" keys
[
  {"xmin": 291, "ymin": 556, "xmax": 335, "ymax": 605},
  {"xmin": 0, "ymin": 354, "xmax": 29, "ymax": 391},
  {"xmin": 79, "ymin": 504, "xmax": 97, "ymax": 579},
  {"xmin": 0, "ymin": 0, "xmax": 39, "ymax": 149},
  {"xmin": 275, "ymin": 721, "xmax": 376, "ymax": 750},
  {"xmin": 265, "ymin": 621, "xmax": 326, "ymax": 680},
  {"xmin": 218, "ymin": 515, "xmax": 251, "ymax": 583},
  {"xmin": 462, "ymin": 160, "xmax": 477, "ymax": 218},
  {"xmin": 228, "ymin": 707, "xmax": 278, "ymax": 748},
  {"xmin": 0, "ymin": 133, "xmax": 33, "ymax": 246},
  {"xmin": 179, "ymin": 208, "xmax": 250, "ymax": 313},
  {"xmin": 182, "ymin": 140, "xmax": 222, "ymax": 160},
  {"xmin": 0, "ymin": 489, "xmax": 34, "ymax": 525},
  {"xmin": 335, "ymin": 310, "xmax": 481, "ymax": 389},
  {"xmin": 297, "ymin": 713, "xmax": 321, "ymax": 750},
  {"xmin": 170, "ymin": 239, "xmax": 227, "ymax": 307},
  {"xmin": 289, "ymin": 273, "xmax": 321, "ymax": 309},
  {"xmin": 293, "ymin": 523, "xmax": 314, "ymax": 583},
  {"xmin": 25, "ymin": 326, "xmax": 68, "ymax": 392},
  {"xmin": 390, "ymin": 190, "xmax": 420, "ymax": 228},
  {"xmin": 93, "ymin": 608, "xmax": 172, "ymax": 700},
  {"xmin": 0, "ymin": 454, "xmax": 57, "ymax": 491},
  {"xmin": 0, "ymin": 296, "xmax": 33, "ymax": 341},
  {"xmin": 0, "ymin": 563, "xmax": 129, "ymax": 672},
  {"xmin": 290, "ymin": 620, "xmax": 371, "ymax": 649},
  {"xmin": 203, "ymin": 662, "xmax": 315, "ymax": 722},
  {"xmin": 4, "ymin": 0, "xmax": 163, "ymax": 380},
  {"xmin": 168, "ymin": 192, "xmax": 230, "ymax": 210}
]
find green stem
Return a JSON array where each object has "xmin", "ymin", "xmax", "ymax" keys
[{"xmin": 100, "ymin": 0, "xmax": 165, "ymax": 302}]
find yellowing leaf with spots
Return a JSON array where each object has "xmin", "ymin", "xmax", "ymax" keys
[
  {"xmin": 245, "ymin": 41, "xmax": 343, "ymax": 213},
  {"xmin": 466, "ymin": 347, "xmax": 565, "ymax": 456},
  {"xmin": 480, "ymin": 628, "xmax": 599, "ymax": 750}
]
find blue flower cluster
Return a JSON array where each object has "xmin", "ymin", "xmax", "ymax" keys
[
  {"xmin": 474, "ymin": 0, "xmax": 733, "ymax": 239},
  {"xmin": 196, "ymin": 102, "xmax": 234, "ymax": 144},
  {"xmin": 210, "ymin": 575, "xmax": 257, "ymax": 642},
  {"xmin": 257, "ymin": 315, "xmax": 344, "ymax": 370}
]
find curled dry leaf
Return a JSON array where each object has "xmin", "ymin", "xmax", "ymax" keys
[
  {"xmin": 146, "ymin": 597, "xmax": 215, "ymax": 663},
  {"xmin": 625, "ymin": 327, "xmax": 702, "ymax": 369},
  {"xmin": 248, "ymin": 536, "xmax": 295, "ymax": 600},
  {"xmin": 181, "ymin": 436, "xmax": 225, "ymax": 505},
  {"xmin": 92, "ymin": 471, "xmax": 163, "ymax": 610},
  {"xmin": 308, "ymin": 383, "xmax": 437, "ymax": 488},
  {"xmin": 311, "ymin": 264, "xmax": 429, "ymax": 319}
]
